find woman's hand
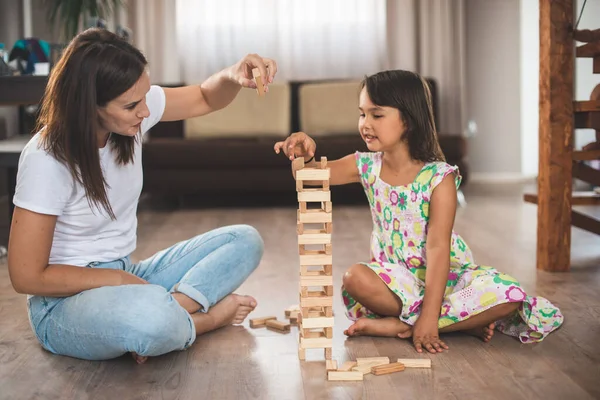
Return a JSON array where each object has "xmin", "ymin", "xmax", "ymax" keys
[
  {"xmin": 274, "ymin": 131, "xmax": 317, "ymax": 161},
  {"xmin": 229, "ymin": 53, "xmax": 278, "ymax": 91},
  {"xmin": 412, "ymin": 316, "xmax": 448, "ymax": 354}
]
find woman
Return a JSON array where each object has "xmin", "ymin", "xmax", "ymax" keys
[{"xmin": 7, "ymin": 28, "xmax": 275, "ymax": 364}]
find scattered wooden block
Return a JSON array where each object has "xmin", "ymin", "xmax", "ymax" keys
[
  {"xmin": 351, "ymin": 362, "xmax": 384, "ymax": 375},
  {"xmin": 326, "ymin": 360, "xmax": 338, "ymax": 371},
  {"xmin": 249, "ymin": 316, "xmax": 277, "ymax": 328},
  {"xmin": 338, "ymin": 361, "xmax": 357, "ymax": 372},
  {"xmin": 356, "ymin": 357, "xmax": 390, "ymax": 366},
  {"xmin": 266, "ymin": 319, "xmax": 290, "ymax": 332},
  {"xmin": 252, "ymin": 67, "xmax": 265, "ymax": 96},
  {"xmin": 327, "ymin": 371, "xmax": 363, "ymax": 381},
  {"xmin": 396, "ymin": 358, "xmax": 432, "ymax": 368},
  {"xmin": 285, "ymin": 305, "xmax": 300, "ymax": 318},
  {"xmin": 371, "ymin": 362, "xmax": 406, "ymax": 376}
]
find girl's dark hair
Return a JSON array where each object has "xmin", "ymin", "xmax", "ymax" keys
[
  {"xmin": 360, "ymin": 70, "xmax": 445, "ymax": 163},
  {"xmin": 36, "ymin": 28, "xmax": 148, "ymax": 219}
]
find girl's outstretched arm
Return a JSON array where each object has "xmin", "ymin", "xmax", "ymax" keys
[
  {"xmin": 274, "ymin": 132, "xmax": 360, "ymax": 186},
  {"xmin": 413, "ymin": 173, "xmax": 458, "ymax": 353}
]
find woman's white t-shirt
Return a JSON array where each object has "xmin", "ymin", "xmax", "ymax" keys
[{"xmin": 13, "ymin": 85, "xmax": 166, "ymax": 267}]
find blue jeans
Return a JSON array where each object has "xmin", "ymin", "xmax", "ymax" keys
[{"xmin": 26, "ymin": 224, "xmax": 263, "ymax": 361}]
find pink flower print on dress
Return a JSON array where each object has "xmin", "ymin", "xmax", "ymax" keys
[
  {"xmin": 406, "ymin": 255, "xmax": 424, "ymax": 268},
  {"xmin": 411, "ymin": 190, "xmax": 418, "ymax": 202},
  {"xmin": 505, "ymin": 286, "xmax": 526, "ymax": 302},
  {"xmin": 441, "ymin": 304, "xmax": 451, "ymax": 317},
  {"xmin": 390, "ymin": 190, "xmax": 399, "ymax": 205},
  {"xmin": 379, "ymin": 272, "xmax": 392, "ymax": 285},
  {"xmin": 409, "ymin": 300, "xmax": 423, "ymax": 314}
]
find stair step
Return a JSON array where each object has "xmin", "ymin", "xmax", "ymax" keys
[
  {"xmin": 576, "ymin": 41, "xmax": 600, "ymax": 58},
  {"xmin": 573, "ymin": 100, "xmax": 600, "ymax": 112},
  {"xmin": 574, "ymin": 28, "xmax": 600, "ymax": 43},
  {"xmin": 524, "ymin": 191, "xmax": 600, "ymax": 206},
  {"xmin": 573, "ymin": 150, "xmax": 600, "ymax": 161}
]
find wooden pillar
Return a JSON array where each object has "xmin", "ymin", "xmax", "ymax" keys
[{"xmin": 537, "ymin": 0, "xmax": 574, "ymax": 272}]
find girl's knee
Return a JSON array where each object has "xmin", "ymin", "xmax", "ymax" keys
[{"xmin": 343, "ymin": 264, "xmax": 373, "ymax": 295}]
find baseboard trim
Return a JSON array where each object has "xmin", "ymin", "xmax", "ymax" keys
[{"xmin": 469, "ymin": 173, "xmax": 537, "ymax": 184}]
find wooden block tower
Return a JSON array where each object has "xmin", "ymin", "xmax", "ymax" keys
[{"xmin": 293, "ymin": 156, "xmax": 334, "ymax": 363}]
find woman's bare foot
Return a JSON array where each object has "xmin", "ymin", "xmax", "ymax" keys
[
  {"xmin": 464, "ymin": 322, "xmax": 495, "ymax": 342},
  {"xmin": 344, "ymin": 317, "xmax": 413, "ymax": 338},
  {"xmin": 193, "ymin": 294, "xmax": 257, "ymax": 335},
  {"xmin": 131, "ymin": 352, "xmax": 148, "ymax": 364}
]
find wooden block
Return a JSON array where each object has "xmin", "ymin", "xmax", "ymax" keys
[
  {"xmin": 251, "ymin": 67, "xmax": 265, "ymax": 96},
  {"xmin": 300, "ymin": 295, "xmax": 333, "ymax": 308},
  {"xmin": 298, "ymin": 190, "xmax": 331, "ymax": 202},
  {"xmin": 300, "ymin": 317, "xmax": 334, "ymax": 329},
  {"xmin": 323, "ymin": 180, "xmax": 330, "ymax": 190},
  {"xmin": 351, "ymin": 362, "xmax": 383, "ymax": 375},
  {"xmin": 325, "ymin": 243, "xmax": 332, "ymax": 254},
  {"xmin": 397, "ymin": 358, "xmax": 432, "ymax": 368},
  {"xmin": 300, "ymin": 337, "xmax": 333, "ymax": 349},
  {"xmin": 325, "ymin": 222, "xmax": 333, "ymax": 233},
  {"xmin": 327, "ymin": 371, "xmax": 363, "ymax": 381},
  {"xmin": 325, "ymin": 306, "xmax": 333, "ymax": 317},
  {"xmin": 326, "ymin": 360, "xmax": 338, "ymax": 371},
  {"xmin": 249, "ymin": 316, "xmax": 277, "ymax": 328},
  {"xmin": 323, "ymin": 201, "xmax": 332, "ymax": 213},
  {"xmin": 320, "ymin": 156, "xmax": 328, "ymax": 169},
  {"xmin": 298, "ymin": 347, "xmax": 306, "ymax": 361},
  {"xmin": 300, "ymin": 274, "xmax": 333, "ymax": 287},
  {"xmin": 298, "ymin": 210, "xmax": 332, "ymax": 223},
  {"xmin": 338, "ymin": 361, "xmax": 358, "ymax": 372},
  {"xmin": 297, "ymin": 233, "xmax": 331, "ymax": 245},
  {"xmin": 285, "ymin": 305, "xmax": 300, "ymax": 318},
  {"xmin": 292, "ymin": 157, "xmax": 305, "ymax": 172},
  {"xmin": 296, "ymin": 177, "xmax": 304, "ymax": 191},
  {"xmin": 296, "ymin": 222, "xmax": 304, "ymax": 235},
  {"xmin": 325, "ymin": 347, "xmax": 332, "ymax": 360},
  {"xmin": 296, "ymin": 169, "xmax": 330, "ymax": 181},
  {"xmin": 299, "ymin": 253, "xmax": 333, "ymax": 266},
  {"xmin": 371, "ymin": 362, "xmax": 406, "ymax": 376},
  {"xmin": 266, "ymin": 319, "xmax": 290, "ymax": 332},
  {"xmin": 356, "ymin": 357, "xmax": 390, "ymax": 366}
]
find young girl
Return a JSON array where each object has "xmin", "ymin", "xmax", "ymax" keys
[
  {"xmin": 274, "ymin": 70, "xmax": 563, "ymax": 354},
  {"xmin": 8, "ymin": 28, "xmax": 276, "ymax": 363}
]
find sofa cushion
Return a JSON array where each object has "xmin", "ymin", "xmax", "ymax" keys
[
  {"xmin": 184, "ymin": 83, "xmax": 291, "ymax": 139},
  {"xmin": 299, "ymin": 81, "xmax": 361, "ymax": 137}
]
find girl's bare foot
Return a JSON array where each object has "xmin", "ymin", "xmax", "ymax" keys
[
  {"xmin": 131, "ymin": 352, "xmax": 148, "ymax": 364},
  {"xmin": 464, "ymin": 322, "xmax": 495, "ymax": 342},
  {"xmin": 193, "ymin": 294, "xmax": 257, "ymax": 335},
  {"xmin": 344, "ymin": 317, "xmax": 413, "ymax": 338}
]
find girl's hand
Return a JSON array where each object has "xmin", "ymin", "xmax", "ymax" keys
[
  {"xmin": 274, "ymin": 132, "xmax": 316, "ymax": 161},
  {"xmin": 229, "ymin": 53, "xmax": 277, "ymax": 91},
  {"xmin": 412, "ymin": 317, "xmax": 448, "ymax": 354}
]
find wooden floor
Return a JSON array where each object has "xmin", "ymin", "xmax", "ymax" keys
[{"xmin": 1, "ymin": 183, "xmax": 599, "ymax": 400}]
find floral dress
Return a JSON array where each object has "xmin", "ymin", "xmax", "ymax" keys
[{"xmin": 342, "ymin": 151, "xmax": 564, "ymax": 343}]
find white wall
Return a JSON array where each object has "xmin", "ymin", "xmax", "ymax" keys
[
  {"xmin": 465, "ymin": 0, "xmax": 522, "ymax": 181},
  {"xmin": 520, "ymin": 0, "xmax": 539, "ymax": 178}
]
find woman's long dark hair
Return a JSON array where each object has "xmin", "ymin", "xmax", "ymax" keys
[
  {"xmin": 36, "ymin": 28, "xmax": 148, "ymax": 219},
  {"xmin": 361, "ymin": 70, "xmax": 445, "ymax": 163}
]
